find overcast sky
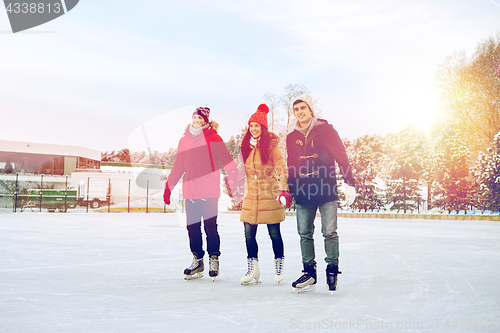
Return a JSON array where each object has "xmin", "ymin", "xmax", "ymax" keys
[{"xmin": 1, "ymin": 0, "xmax": 500, "ymax": 152}]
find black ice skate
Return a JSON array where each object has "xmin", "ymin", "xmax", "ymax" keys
[
  {"xmin": 209, "ymin": 255, "xmax": 219, "ymax": 282},
  {"xmin": 184, "ymin": 253, "xmax": 204, "ymax": 280},
  {"xmin": 292, "ymin": 264, "xmax": 317, "ymax": 294},
  {"xmin": 326, "ymin": 265, "xmax": 342, "ymax": 296}
]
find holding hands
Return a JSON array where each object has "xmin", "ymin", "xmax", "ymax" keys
[{"xmin": 277, "ymin": 190, "xmax": 293, "ymax": 208}]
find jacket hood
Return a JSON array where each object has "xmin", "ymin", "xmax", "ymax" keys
[
  {"xmin": 269, "ymin": 132, "xmax": 280, "ymax": 150},
  {"xmin": 316, "ymin": 118, "xmax": 328, "ymax": 127}
]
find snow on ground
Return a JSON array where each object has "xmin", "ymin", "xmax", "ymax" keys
[{"xmin": 1, "ymin": 213, "xmax": 500, "ymax": 333}]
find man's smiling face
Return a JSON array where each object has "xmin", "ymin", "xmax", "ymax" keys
[{"xmin": 293, "ymin": 102, "xmax": 313, "ymax": 128}]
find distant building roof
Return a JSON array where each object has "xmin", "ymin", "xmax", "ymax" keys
[{"xmin": 0, "ymin": 139, "xmax": 100, "ymax": 161}]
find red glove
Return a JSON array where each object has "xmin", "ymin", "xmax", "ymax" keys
[
  {"xmin": 163, "ymin": 183, "xmax": 171, "ymax": 205},
  {"xmin": 277, "ymin": 191, "xmax": 293, "ymax": 208}
]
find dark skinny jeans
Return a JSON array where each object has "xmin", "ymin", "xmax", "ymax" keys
[{"xmin": 244, "ymin": 222, "xmax": 284, "ymax": 259}]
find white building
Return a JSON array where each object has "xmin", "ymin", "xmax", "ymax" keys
[{"xmin": 0, "ymin": 139, "xmax": 100, "ymax": 175}]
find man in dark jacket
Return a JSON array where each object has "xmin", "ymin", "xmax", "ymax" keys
[{"xmin": 286, "ymin": 94, "xmax": 356, "ymax": 294}]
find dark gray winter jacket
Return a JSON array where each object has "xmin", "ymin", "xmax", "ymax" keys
[{"xmin": 286, "ymin": 119, "xmax": 355, "ymax": 205}]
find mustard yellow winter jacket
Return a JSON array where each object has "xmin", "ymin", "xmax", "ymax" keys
[{"xmin": 240, "ymin": 133, "xmax": 289, "ymax": 224}]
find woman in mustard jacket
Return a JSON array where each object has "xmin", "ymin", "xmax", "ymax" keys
[{"xmin": 239, "ymin": 104, "xmax": 292, "ymax": 285}]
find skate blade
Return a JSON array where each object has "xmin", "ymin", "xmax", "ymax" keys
[
  {"xmin": 292, "ymin": 284, "xmax": 316, "ymax": 294},
  {"xmin": 241, "ymin": 280, "xmax": 261, "ymax": 286},
  {"xmin": 209, "ymin": 272, "xmax": 219, "ymax": 282},
  {"xmin": 328, "ymin": 286, "xmax": 337, "ymax": 295},
  {"xmin": 184, "ymin": 272, "xmax": 203, "ymax": 280}
]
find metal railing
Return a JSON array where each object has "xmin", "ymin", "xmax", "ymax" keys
[{"xmin": 0, "ymin": 173, "xmax": 182, "ymax": 213}]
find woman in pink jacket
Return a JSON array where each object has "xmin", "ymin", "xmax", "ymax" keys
[{"xmin": 163, "ymin": 107, "xmax": 237, "ymax": 281}]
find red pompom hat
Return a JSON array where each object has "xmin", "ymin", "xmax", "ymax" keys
[{"xmin": 248, "ymin": 104, "xmax": 269, "ymax": 129}]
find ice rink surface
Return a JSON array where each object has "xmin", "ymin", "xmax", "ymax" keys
[{"xmin": 1, "ymin": 213, "xmax": 500, "ymax": 332}]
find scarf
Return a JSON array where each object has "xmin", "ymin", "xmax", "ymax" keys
[
  {"xmin": 295, "ymin": 115, "xmax": 318, "ymax": 139},
  {"xmin": 189, "ymin": 123, "xmax": 209, "ymax": 137},
  {"xmin": 250, "ymin": 136, "xmax": 260, "ymax": 147}
]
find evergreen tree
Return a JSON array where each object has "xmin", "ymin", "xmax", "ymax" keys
[
  {"xmin": 473, "ymin": 131, "xmax": 500, "ymax": 210},
  {"xmin": 432, "ymin": 124, "xmax": 472, "ymax": 210},
  {"xmin": 344, "ymin": 135, "xmax": 384, "ymax": 210},
  {"xmin": 382, "ymin": 126, "xmax": 426, "ymax": 211}
]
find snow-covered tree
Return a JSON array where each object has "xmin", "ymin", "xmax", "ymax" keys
[
  {"xmin": 264, "ymin": 93, "xmax": 280, "ymax": 134},
  {"xmin": 101, "ymin": 150, "xmax": 115, "ymax": 162},
  {"xmin": 437, "ymin": 33, "xmax": 500, "ymax": 156},
  {"xmin": 263, "ymin": 84, "xmax": 312, "ymax": 159},
  {"xmin": 473, "ymin": 131, "xmax": 500, "ymax": 210},
  {"xmin": 382, "ymin": 125, "xmax": 426, "ymax": 211},
  {"xmin": 279, "ymin": 84, "xmax": 310, "ymax": 135},
  {"xmin": 344, "ymin": 135, "xmax": 384, "ymax": 210},
  {"xmin": 431, "ymin": 124, "xmax": 472, "ymax": 210},
  {"xmin": 226, "ymin": 131, "xmax": 245, "ymax": 161},
  {"xmin": 162, "ymin": 147, "xmax": 177, "ymax": 166}
]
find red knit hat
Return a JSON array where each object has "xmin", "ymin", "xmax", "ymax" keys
[{"xmin": 248, "ymin": 104, "xmax": 269, "ymax": 129}]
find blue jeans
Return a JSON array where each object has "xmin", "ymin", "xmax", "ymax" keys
[
  {"xmin": 296, "ymin": 201, "xmax": 339, "ymax": 266},
  {"xmin": 244, "ymin": 222, "xmax": 284, "ymax": 259},
  {"xmin": 185, "ymin": 198, "xmax": 220, "ymax": 258}
]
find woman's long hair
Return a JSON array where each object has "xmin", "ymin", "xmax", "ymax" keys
[{"xmin": 241, "ymin": 125, "xmax": 271, "ymax": 164}]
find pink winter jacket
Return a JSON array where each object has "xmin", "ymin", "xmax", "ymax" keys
[{"xmin": 167, "ymin": 123, "xmax": 237, "ymax": 200}]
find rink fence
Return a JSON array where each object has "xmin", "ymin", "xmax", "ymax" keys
[
  {"xmin": 0, "ymin": 173, "xmax": 178, "ymax": 214},
  {"xmin": 1, "ymin": 173, "xmax": 499, "ymax": 220}
]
